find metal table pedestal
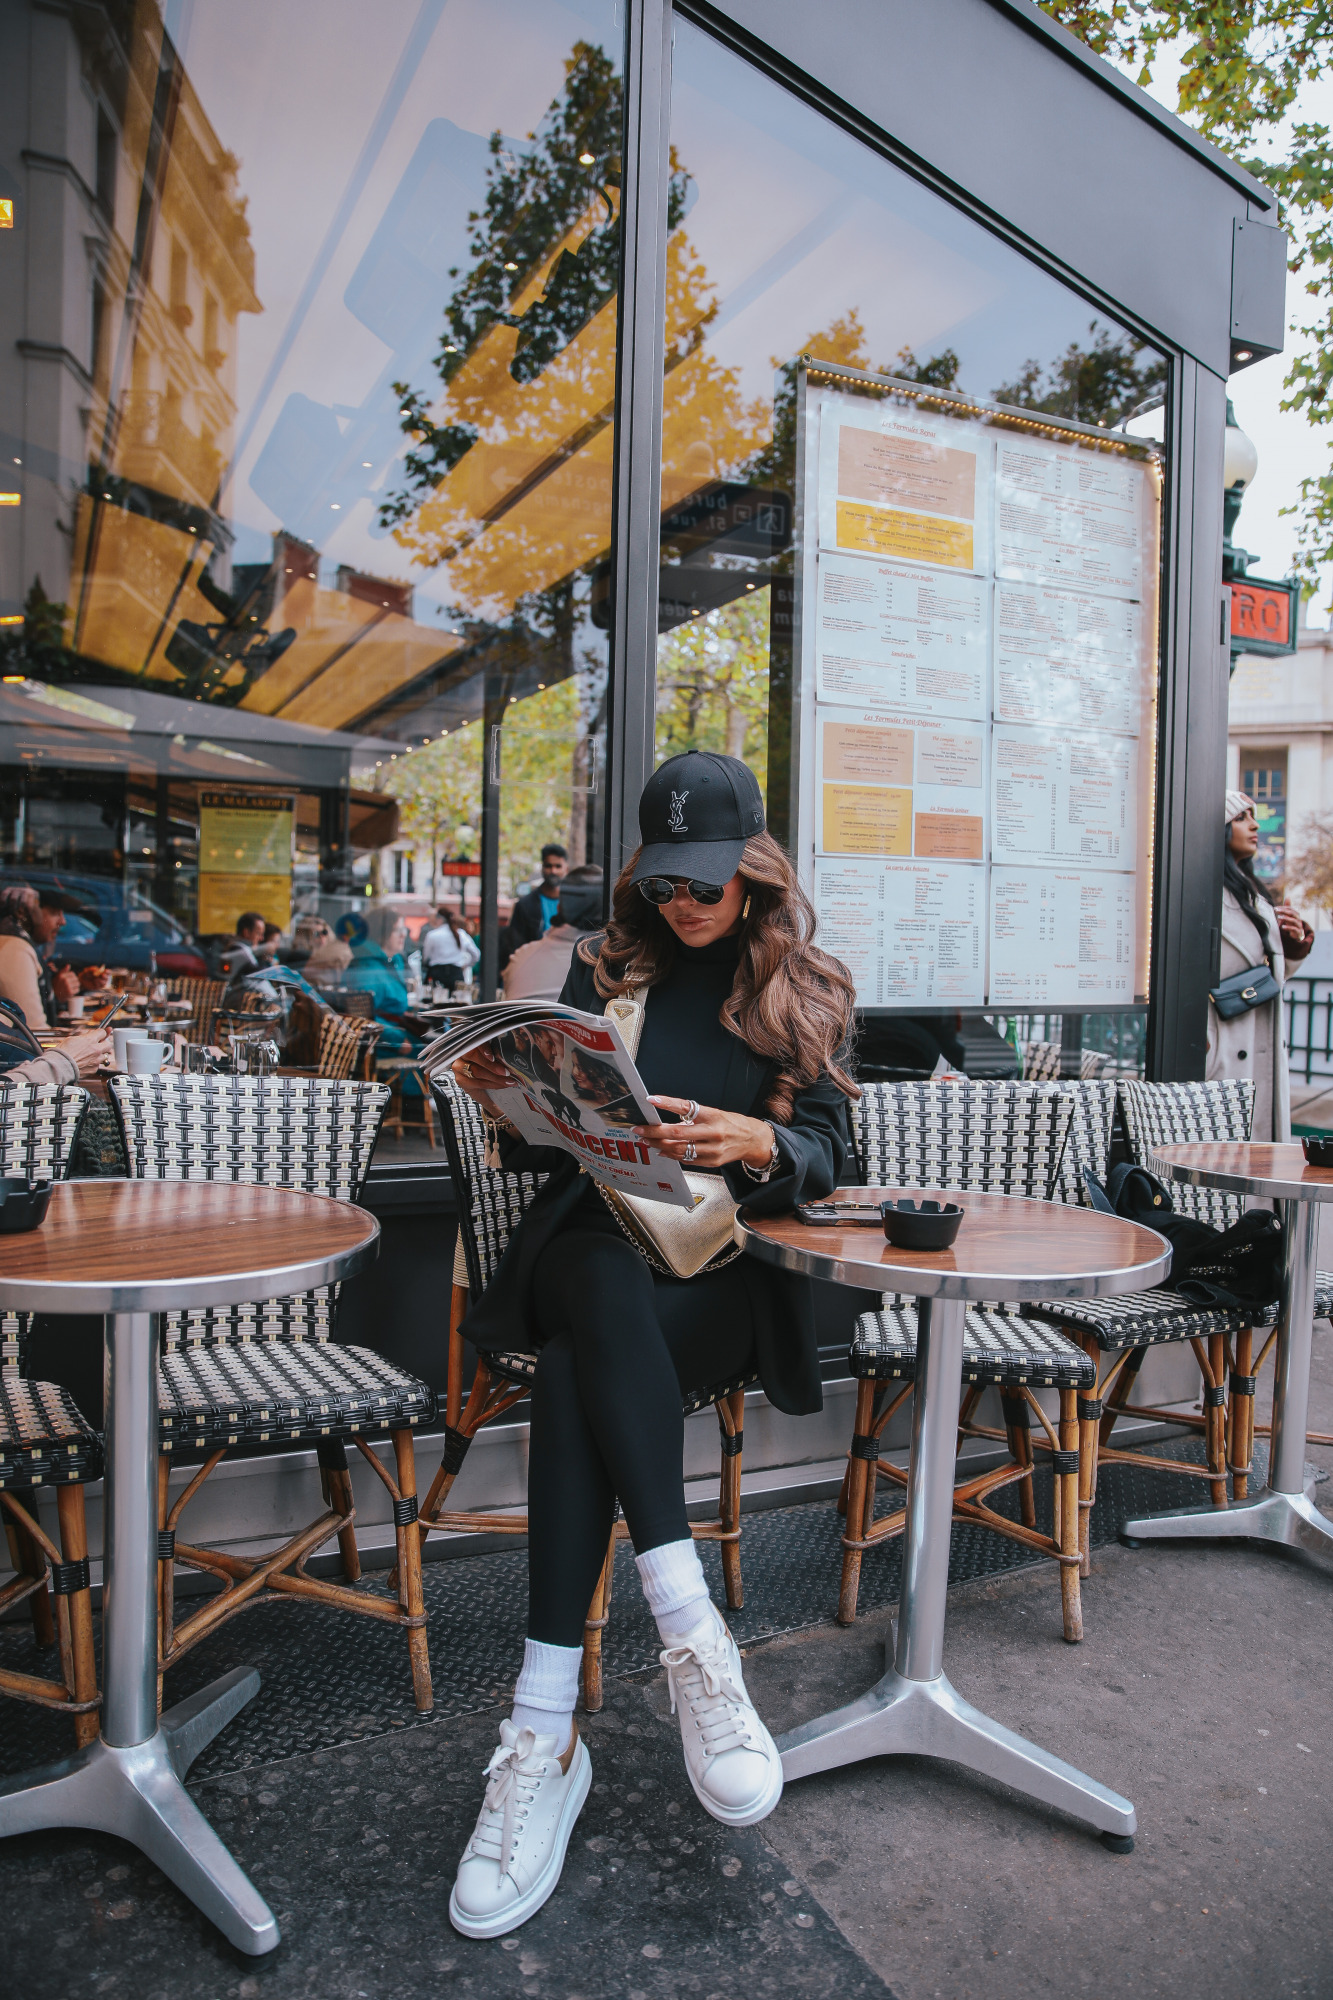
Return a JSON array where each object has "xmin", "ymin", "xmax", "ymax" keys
[
  {"xmin": 1122, "ymin": 1193, "xmax": 1333, "ymax": 1560},
  {"xmin": 0, "ymin": 1312, "xmax": 275, "ymax": 1954},
  {"xmin": 776, "ymin": 1297, "xmax": 1137, "ymax": 1845}
]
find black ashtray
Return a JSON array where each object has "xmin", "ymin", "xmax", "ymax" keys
[
  {"xmin": 0, "ymin": 1180, "xmax": 53, "ymax": 1232},
  {"xmin": 1302, "ymin": 1136, "xmax": 1333, "ymax": 1168},
  {"xmin": 881, "ymin": 1198, "xmax": 964, "ymax": 1251}
]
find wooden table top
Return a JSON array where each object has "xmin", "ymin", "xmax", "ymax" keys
[
  {"xmin": 1150, "ymin": 1141, "xmax": 1333, "ymax": 1203},
  {"xmin": 0, "ymin": 1180, "xmax": 379, "ymax": 1313},
  {"xmin": 735, "ymin": 1186, "xmax": 1172, "ymax": 1302}
]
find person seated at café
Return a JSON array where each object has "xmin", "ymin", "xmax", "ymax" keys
[
  {"xmin": 211, "ymin": 909, "xmax": 268, "ymax": 981},
  {"xmin": 420, "ymin": 904, "xmax": 480, "ymax": 993},
  {"xmin": 447, "ymin": 752, "xmax": 857, "ymax": 1938},
  {"xmin": 0, "ymin": 884, "xmax": 81, "ymax": 1026},
  {"xmin": 339, "ymin": 907, "xmax": 419, "ymax": 1054},
  {"xmin": 503, "ymin": 843, "xmax": 568, "ymax": 961},
  {"xmin": 301, "ymin": 917, "xmax": 353, "ymax": 984},
  {"xmin": 502, "ymin": 865, "xmax": 603, "ymax": 1001}
]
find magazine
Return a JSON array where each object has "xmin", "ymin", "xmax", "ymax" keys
[{"xmin": 419, "ymin": 1003, "xmax": 695, "ymax": 1209}]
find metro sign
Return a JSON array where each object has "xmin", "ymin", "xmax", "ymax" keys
[{"xmin": 1230, "ymin": 574, "xmax": 1299, "ymax": 657}]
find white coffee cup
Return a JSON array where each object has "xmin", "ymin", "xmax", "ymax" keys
[
  {"xmin": 126, "ymin": 1038, "xmax": 169, "ymax": 1075},
  {"xmin": 66, "ymin": 994, "xmax": 84, "ymax": 1020},
  {"xmin": 112, "ymin": 1026, "xmax": 150, "ymax": 1071}
]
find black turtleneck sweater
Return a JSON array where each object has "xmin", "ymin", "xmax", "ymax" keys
[{"xmin": 634, "ymin": 933, "xmax": 741, "ymax": 1110}]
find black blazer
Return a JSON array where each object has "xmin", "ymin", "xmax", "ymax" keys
[{"xmin": 461, "ymin": 941, "xmax": 854, "ymax": 1415}]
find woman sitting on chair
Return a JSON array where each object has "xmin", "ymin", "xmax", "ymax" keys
[{"xmin": 447, "ymin": 751, "xmax": 858, "ymax": 1939}]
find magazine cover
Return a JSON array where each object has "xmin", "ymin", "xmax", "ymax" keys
[{"xmin": 420, "ymin": 1004, "xmax": 695, "ymax": 1209}]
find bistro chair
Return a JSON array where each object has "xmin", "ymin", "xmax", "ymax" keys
[
  {"xmin": 376, "ymin": 1055, "xmax": 438, "ymax": 1148},
  {"xmin": 317, "ymin": 1009, "xmax": 382, "ymax": 1081},
  {"xmin": 166, "ymin": 975, "xmax": 228, "ymax": 1045},
  {"xmin": 1118, "ymin": 1079, "xmax": 1333, "ymax": 1498},
  {"xmin": 109, "ymin": 1073, "xmax": 438, "ymax": 1712},
  {"xmin": 419, "ymin": 1072, "xmax": 754, "ymax": 1710},
  {"xmin": 838, "ymin": 1080, "xmax": 1096, "ymax": 1641},
  {"xmin": 1021, "ymin": 1040, "xmax": 1109, "ymax": 1082},
  {"xmin": 0, "ymin": 1080, "xmax": 100, "ymax": 1745}
]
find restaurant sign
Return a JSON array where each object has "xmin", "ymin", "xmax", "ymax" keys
[{"xmin": 1230, "ymin": 575, "xmax": 1299, "ymax": 657}]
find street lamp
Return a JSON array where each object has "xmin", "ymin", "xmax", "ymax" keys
[{"xmin": 1223, "ymin": 399, "xmax": 1259, "ymax": 579}]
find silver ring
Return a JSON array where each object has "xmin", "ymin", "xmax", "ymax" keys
[
  {"xmin": 682, "ymin": 1142, "xmax": 697, "ymax": 1163},
  {"xmin": 684, "ymin": 1099, "xmax": 700, "ymax": 1123}
]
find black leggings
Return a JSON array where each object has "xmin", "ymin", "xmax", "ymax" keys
[{"xmin": 525, "ymin": 1224, "xmax": 756, "ymax": 1647}]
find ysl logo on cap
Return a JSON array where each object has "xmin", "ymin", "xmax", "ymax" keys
[{"xmin": 668, "ymin": 789, "xmax": 689, "ymax": 833}]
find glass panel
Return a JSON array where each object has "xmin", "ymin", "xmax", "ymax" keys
[
  {"xmin": 1240, "ymin": 756, "xmax": 1287, "ymax": 887},
  {"xmin": 658, "ymin": 21, "xmax": 1167, "ymax": 1081},
  {"xmin": 1, "ymin": 0, "xmax": 622, "ymax": 1159}
]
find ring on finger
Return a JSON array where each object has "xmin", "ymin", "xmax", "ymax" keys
[
  {"xmin": 684, "ymin": 1099, "xmax": 700, "ymax": 1124},
  {"xmin": 682, "ymin": 1141, "xmax": 697, "ymax": 1164}
]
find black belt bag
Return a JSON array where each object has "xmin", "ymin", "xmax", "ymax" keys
[{"xmin": 1210, "ymin": 960, "xmax": 1280, "ymax": 1020}]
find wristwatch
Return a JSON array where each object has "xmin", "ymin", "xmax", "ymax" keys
[{"xmin": 741, "ymin": 1124, "xmax": 781, "ymax": 1183}]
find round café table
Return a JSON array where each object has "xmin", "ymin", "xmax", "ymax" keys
[
  {"xmin": 736, "ymin": 1186, "xmax": 1170, "ymax": 1845},
  {"xmin": 1122, "ymin": 1142, "xmax": 1333, "ymax": 1561},
  {"xmin": 0, "ymin": 1180, "xmax": 379, "ymax": 1956}
]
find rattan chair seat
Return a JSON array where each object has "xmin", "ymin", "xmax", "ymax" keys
[
  {"xmin": 850, "ymin": 1305, "xmax": 1094, "ymax": 1388},
  {"xmin": 0, "ymin": 1375, "xmax": 103, "ymax": 1487},
  {"xmin": 158, "ymin": 1340, "xmax": 435, "ymax": 1455},
  {"xmin": 1027, "ymin": 1288, "xmax": 1247, "ymax": 1350}
]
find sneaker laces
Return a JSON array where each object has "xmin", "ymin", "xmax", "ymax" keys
[
  {"xmin": 470, "ymin": 1728, "xmax": 547, "ymax": 1876},
  {"xmin": 661, "ymin": 1631, "xmax": 757, "ymax": 1759}
]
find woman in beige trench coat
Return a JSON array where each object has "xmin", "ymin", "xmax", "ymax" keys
[{"xmin": 1207, "ymin": 791, "xmax": 1313, "ymax": 1142}]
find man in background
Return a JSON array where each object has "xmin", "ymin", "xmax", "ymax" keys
[
  {"xmin": 502, "ymin": 865, "xmax": 603, "ymax": 1001},
  {"xmin": 505, "ymin": 844, "xmax": 568, "ymax": 955}
]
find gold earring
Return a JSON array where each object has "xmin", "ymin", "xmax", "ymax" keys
[{"xmin": 742, "ymin": 894, "xmax": 751, "ymax": 921}]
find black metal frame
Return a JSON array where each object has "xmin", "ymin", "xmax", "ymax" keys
[{"xmin": 590, "ymin": 0, "xmax": 1276, "ymax": 1086}]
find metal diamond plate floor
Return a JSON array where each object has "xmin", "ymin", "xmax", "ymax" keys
[{"xmin": 0, "ymin": 1438, "xmax": 1270, "ymax": 1782}]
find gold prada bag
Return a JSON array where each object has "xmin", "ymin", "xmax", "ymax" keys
[{"xmin": 593, "ymin": 989, "xmax": 742, "ymax": 1281}]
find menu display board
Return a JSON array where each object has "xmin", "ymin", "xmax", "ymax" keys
[{"xmin": 799, "ymin": 377, "xmax": 1159, "ymax": 1013}]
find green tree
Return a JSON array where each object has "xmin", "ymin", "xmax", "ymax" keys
[
  {"xmin": 656, "ymin": 592, "xmax": 772, "ymax": 793},
  {"xmin": 1041, "ymin": 2, "xmax": 1333, "ymax": 578}
]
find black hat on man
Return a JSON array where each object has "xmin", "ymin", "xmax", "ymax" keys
[{"xmin": 631, "ymin": 751, "xmax": 765, "ymax": 888}]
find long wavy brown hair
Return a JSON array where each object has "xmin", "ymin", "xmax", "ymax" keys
[{"xmin": 578, "ymin": 832, "xmax": 859, "ymax": 1123}]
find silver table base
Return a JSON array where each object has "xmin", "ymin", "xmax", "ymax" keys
[
  {"xmin": 0, "ymin": 1313, "xmax": 277, "ymax": 1955},
  {"xmin": 777, "ymin": 1297, "xmax": 1136, "ymax": 1843},
  {"xmin": 1122, "ymin": 1200, "xmax": 1333, "ymax": 1561}
]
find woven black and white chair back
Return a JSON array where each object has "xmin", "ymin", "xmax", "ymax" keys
[
  {"xmin": 1053, "ymin": 1079, "xmax": 1118, "ymax": 1208},
  {"xmin": 852, "ymin": 1080, "xmax": 1075, "ymax": 1200},
  {"xmin": 110, "ymin": 1074, "xmax": 388, "ymax": 1345},
  {"xmin": 1118, "ymin": 1079, "xmax": 1252, "ymax": 1231},
  {"xmin": 0, "ymin": 1080, "xmax": 88, "ymax": 1378},
  {"xmin": 431, "ymin": 1071, "xmax": 548, "ymax": 1295}
]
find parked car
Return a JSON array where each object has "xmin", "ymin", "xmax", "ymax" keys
[{"xmin": 0, "ymin": 870, "xmax": 207, "ymax": 976}]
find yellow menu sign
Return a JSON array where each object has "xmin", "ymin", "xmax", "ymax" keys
[{"xmin": 197, "ymin": 791, "xmax": 294, "ymax": 934}]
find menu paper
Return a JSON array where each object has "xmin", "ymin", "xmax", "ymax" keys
[
  {"xmin": 817, "ymin": 709, "xmax": 986, "ymax": 861},
  {"xmin": 814, "ymin": 856, "xmax": 985, "ymax": 1007},
  {"xmin": 993, "ymin": 581, "xmax": 1140, "ymax": 736},
  {"xmin": 994, "ymin": 436, "xmax": 1147, "ymax": 598},
  {"xmin": 818, "ymin": 392, "xmax": 992, "ymax": 574},
  {"xmin": 988, "ymin": 868, "xmax": 1136, "ymax": 1007},
  {"xmin": 815, "ymin": 553, "xmax": 988, "ymax": 716},
  {"xmin": 991, "ymin": 726, "xmax": 1136, "ymax": 869}
]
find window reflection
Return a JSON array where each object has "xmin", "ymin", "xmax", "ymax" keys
[{"xmin": 1, "ymin": 0, "xmax": 622, "ymax": 1157}]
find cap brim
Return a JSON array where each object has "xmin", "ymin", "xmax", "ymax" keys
[{"xmin": 631, "ymin": 837, "xmax": 746, "ymax": 887}]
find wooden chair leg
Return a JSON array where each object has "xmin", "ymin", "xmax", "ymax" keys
[
  {"xmin": 13, "ymin": 1511, "xmax": 55, "ymax": 1648},
  {"xmin": 392, "ymin": 1430, "xmax": 432, "ymax": 1714},
  {"xmin": 1230, "ymin": 1324, "xmax": 1255, "ymax": 1501},
  {"xmin": 1057, "ymin": 1388, "xmax": 1083, "ymax": 1644},
  {"xmin": 1077, "ymin": 1343, "xmax": 1102, "ymax": 1578},
  {"xmin": 318, "ymin": 1441, "xmax": 361, "ymax": 1581},
  {"xmin": 717, "ymin": 1388, "xmax": 745, "ymax": 1612},
  {"xmin": 581, "ymin": 1529, "xmax": 617, "ymax": 1714},
  {"xmin": 1206, "ymin": 1331, "xmax": 1227, "ymax": 1506},
  {"xmin": 1001, "ymin": 1391, "xmax": 1037, "ymax": 1529},
  {"xmin": 837, "ymin": 1378, "xmax": 878, "ymax": 1627},
  {"xmin": 56, "ymin": 1485, "xmax": 98, "ymax": 1748}
]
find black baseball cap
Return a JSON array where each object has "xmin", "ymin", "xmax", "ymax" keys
[{"xmin": 631, "ymin": 752, "xmax": 766, "ymax": 887}]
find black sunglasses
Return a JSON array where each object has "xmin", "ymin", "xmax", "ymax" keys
[{"xmin": 638, "ymin": 876, "xmax": 727, "ymax": 907}]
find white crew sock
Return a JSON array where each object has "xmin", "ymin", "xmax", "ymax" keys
[
  {"xmin": 510, "ymin": 1637, "xmax": 581, "ymax": 1746},
  {"xmin": 636, "ymin": 1537, "xmax": 717, "ymax": 1644}
]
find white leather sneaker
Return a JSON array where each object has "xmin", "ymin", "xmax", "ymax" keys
[
  {"xmin": 661, "ymin": 1612, "xmax": 783, "ymax": 1827},
  {"xmin": 449, "ymin": 1719, "xmax": 591, "ymax": 1939}
]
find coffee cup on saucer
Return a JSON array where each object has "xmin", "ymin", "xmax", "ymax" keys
[{"xmin": 112, "ymin": 1025, "xmax": 150, "ymax": 1071}]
